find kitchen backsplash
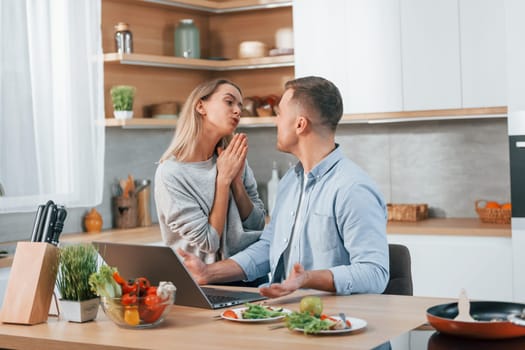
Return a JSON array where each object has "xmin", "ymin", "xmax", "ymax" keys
[{"xmin": 0, "ymin": 118, "xmax": 509, "ymax": 242}]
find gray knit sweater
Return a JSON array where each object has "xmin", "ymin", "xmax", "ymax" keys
[{"xmin": 154, "ymin": 155, "xmax": 266, "ymax": 263}]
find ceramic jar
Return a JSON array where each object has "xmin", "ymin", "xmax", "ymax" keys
[
  {"xmin": 84, "ymin": 208, "xmax": 103, "ymax": 233},
  {"xmin": 174, "ymin": 19, "xmax": 200, "ymax": 58}
]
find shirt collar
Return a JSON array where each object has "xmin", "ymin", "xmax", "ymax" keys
[{"xmin": 294, "ymin": 144, "xmax": 343, "ymax": 181}]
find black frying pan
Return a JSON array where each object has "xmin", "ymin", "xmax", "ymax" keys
[
  {"xmin": 426, "ymin": 301, "xmax": 525, "ymax": 339},
  {"xmin": 428, "ymin": 331, "xmax": 525, "ymax": 350}
]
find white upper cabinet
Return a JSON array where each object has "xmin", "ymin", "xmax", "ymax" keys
[
  {"xmin": 293, "ymin": 0, "xmax": 348, "ymax": 109},
  {"xmin": 342, "ymin": 0, "xmax": 403, "ymax": 114},
  {"xmin": 459, "ymin": 0, "xmax": 506, "ymax": 108},
  {"xmin": 294, "ymin": 0, "xmax": 402, "ymax": 114},
  {"xmin": 400, "ymin": 0, "xmax": 462, "ymax": 111},
  {"xmin": 293, "ymin": 0, "xmax": 507, "ymax": 115}
]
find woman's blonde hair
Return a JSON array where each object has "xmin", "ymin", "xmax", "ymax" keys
[{"xmin": 159, "ymin": 78, "xmax": 242, "ymax": 162}]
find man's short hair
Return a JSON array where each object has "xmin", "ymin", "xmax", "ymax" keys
[{"xmin": 285, "ymin": 76, "xmax": 343, "ymax": 131}]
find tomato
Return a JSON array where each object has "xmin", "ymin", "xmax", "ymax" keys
[
  {"xmin": 122, "ymin": 282, "xmax": 137, "ymax": 294},
  {"xmin": 146, "ymin": 286, "xmax": 158, "ymax": 295},
  {"xmin": 222, "ymin": 309, "xmax": 238, "ymax": 319},
  {"xmin": 121, "ymin": 293, "xmax": 137, "ymax": 306},
  {"xmin": 144, "ymin": 294, "xmax": 161, "ymax": 306},
  {"xmin": 134, "ymin": 277, "xmax": 151, "ymax": 295},
  {"xmin": 139, "ymin": 301, "xmax": 166, "ymax": 324},
  {"xmin": 299, "ymin": 296, "xmax": 323, "ymax": 316}
]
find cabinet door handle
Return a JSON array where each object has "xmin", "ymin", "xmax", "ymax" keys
[{"xmin": 516, "ymin": 141, "xmax": 525, "ymax": 148}]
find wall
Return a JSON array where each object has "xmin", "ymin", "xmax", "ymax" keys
[{"xmin": 0, "ymin": 117, "xmax": 509, "ymax": 242}]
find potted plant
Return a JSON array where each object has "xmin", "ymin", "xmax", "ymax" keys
[
  {"xmin": 110, "ymin": 85, "xmax": 136, "ymax": 120},
  {"xmin": 56, "ymin": 243, "xmax": 100, "ymax": 322}
]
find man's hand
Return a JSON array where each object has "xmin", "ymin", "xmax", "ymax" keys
[
  {"xmin": 259, "ymin": 263, "xmax": 308, "ymax": 298},
  {"xmin": 177, "ymin": 248, "xmax": 208, "ymax": 285}
]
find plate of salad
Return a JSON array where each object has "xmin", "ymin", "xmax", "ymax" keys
[
  {"xmin": 221, "ymin": 303, "xmax": 291, "ymax": 323},
  {"xmin": 286, "ymin": 312, "xmax": 367, "ymax": 335}
]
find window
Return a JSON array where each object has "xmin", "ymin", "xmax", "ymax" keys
[{"xmin": 0, "ymin": 0, "xmax": 105, "ymax": 213}]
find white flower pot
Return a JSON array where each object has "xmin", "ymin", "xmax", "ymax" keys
[
  {"xmin": 59, "ymin": 298, "xmax": 100, "ymax": 323},
  {"xmin": 113, "ymin": 110, "xmax": 133, "ymax": 120}
]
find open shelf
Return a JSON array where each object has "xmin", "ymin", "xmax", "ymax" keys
[
  {"xmin": 104, "ymin": 106, "xmax": 507, "ymax": 129},
  {"xmin": 104, "ymin": 53, "xmax": 294, "ymax": 71},
  {"xmin": 140, "ymin": 0, "xmax": 292, "ymax": 13},
  {"xmin": 104, "ymin": 116, "xmax": 277, "ymax": 128}
]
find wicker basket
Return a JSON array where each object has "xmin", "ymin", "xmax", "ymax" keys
[
  {"xmin": 387, "ymin": 203, "xmax": 428, "ymax": 222},
  {"xmin": 144, "ymin": 102, "xmax": 179, "ymax": 119},
  {"xmin": 475, "ymin": 200, "xmax": 511, "ymax": 224}
]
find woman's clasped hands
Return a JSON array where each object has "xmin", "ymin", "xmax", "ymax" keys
[{"xmin": 216, "ymin": 133, "xmax": 248, "ymax": 186}]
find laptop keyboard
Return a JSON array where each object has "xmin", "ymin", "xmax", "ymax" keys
[{"xmin": 207, "ymin": 294, "xmax": 240, "ymax": 303}]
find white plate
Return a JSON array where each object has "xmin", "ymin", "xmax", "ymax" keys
[
  {"xmin": 220, "ymin": 306, "xmax": 291, "ymax": 323},
  {"xmin": 293, "ymin": 316, "xmax": 367, "ymax": 335}
]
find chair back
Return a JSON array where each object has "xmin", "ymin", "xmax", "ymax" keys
[{"xmin": 383, "ymin": 244, "xmax": 413, "ymax": 296}]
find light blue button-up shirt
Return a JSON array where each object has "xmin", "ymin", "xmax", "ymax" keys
[{"xmin": 231, "ymin": 145, "xmax": 389, "ymax": 295}]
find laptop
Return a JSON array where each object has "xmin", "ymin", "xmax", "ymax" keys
[{"xmin": 93, "ymin": 241, "xmax": 266, "ymax": 309}]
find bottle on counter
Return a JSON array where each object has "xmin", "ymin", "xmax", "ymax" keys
[
  {"xmin": 114, "ymin": 22, "xmax": 133, "ymax": 54},
  {"xmin": 267, "ymin": 161, "xmax": 280, "ymax": 216},
  {"xmin": 174, "ymin": 19, "xmax": 200, "ymax": 58}
]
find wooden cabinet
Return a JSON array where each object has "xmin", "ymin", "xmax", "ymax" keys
[
  {"xmin": 102, "ymin": 0, "xmax": 294, "ymax": 123},
  {"xmin": 400, "ymin": 0, "xmax": 462, "ymax": 110},
  {"xmin": 459, "ymin": 0, "xmax": 506, "ymax": 108}
]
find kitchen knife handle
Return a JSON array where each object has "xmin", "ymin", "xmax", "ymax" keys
[
  {"xmin": 30, "ymin": 205, "xmax": 45, "ymax": 242},
  {"xmin": 35, "ymin": 200, "xmax": 54, "ymax": 242},
  {"xmin": 41, "ymin": 203, "xmax": 57, "ymax": 243},
  {"xmin": 51, "ymin": 206, "xmax": 67, "ymax": 246}
]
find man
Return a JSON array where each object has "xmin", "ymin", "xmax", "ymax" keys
[{"xmin": 178, "ymin": 76, "xmax": 389, "ymax": 298}]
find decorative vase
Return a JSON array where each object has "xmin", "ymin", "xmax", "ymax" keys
[
  {"xmin": 113, "ymin": 110, "xmax": 133, "ymax": 120},
  {"xmin": 84, "ymin": 208, "xmax": 103, "ymax": 233},
  {"xmin": 59, "ymin": 298, "xmax": 100, "ymax": 323}
]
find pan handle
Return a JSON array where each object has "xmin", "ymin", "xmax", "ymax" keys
[{"xmin": 508, "ymin": 311, "xmax": 525, "ymax": 327}]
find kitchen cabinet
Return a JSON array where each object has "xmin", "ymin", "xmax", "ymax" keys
[
  {"xmin": 294, "ymin": 0, "xmax": 403, "ymax": 114},
  {"xmin": 400, "ymin": 0, "xmax": 462, "ymax": 110},
  {"xmin": 102, "ymin": 0, "xmax": 294, "ymax": 121},
  {"xmin": 293, "ymin": 0, "xmax": 506, "ymax": 123},
  {"xmin": 459, "ymin": 0, "xmax": 506, "ymax": 108},
  {"xmin": 388, "ymin": 234, "xmax": 513, "ymax": 301}
]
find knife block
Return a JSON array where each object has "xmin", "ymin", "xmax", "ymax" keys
[{"xmin": 0, "ymin": 242, "xmax": 59, "ymax": 325}]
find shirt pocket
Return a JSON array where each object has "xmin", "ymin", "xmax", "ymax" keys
[{"xmin": 309, "ymin": 212, "xmax": 341, "ymax": 251}]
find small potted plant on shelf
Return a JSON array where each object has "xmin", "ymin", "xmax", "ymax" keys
[
  {"xmin": 56, "ymin": 243, "xmax": 100, "ymax": 323},
  {"xmin": 110, "ymin": 85, "xmax": 136, "ymax": 120}
]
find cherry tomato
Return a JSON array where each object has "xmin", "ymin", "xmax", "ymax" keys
[
  {"xmin": 121, "ymin": 293, "xmax": 137, "ymax": 306},
  {"xmin": 222, "ymin": 309, "xmax": 238, "ymax": 319}
]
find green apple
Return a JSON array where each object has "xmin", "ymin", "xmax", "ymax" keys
[{"xmin": 299, "ymin": 296, "xmax": 323, "ymax": 316}]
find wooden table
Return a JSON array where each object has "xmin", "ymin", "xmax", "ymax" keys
[{"xmin": 0, "ymin": 292, "xmax": 452, "ymax": 350}]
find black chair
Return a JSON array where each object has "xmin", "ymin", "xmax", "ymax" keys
[{"xmin": 383, "ymin": 244, "xmax": 413, "ymax": 296}]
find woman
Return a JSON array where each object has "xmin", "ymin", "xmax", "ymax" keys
[{"xmin": 155, "ymin": 78, "xmax": 266, "ymax": 269}]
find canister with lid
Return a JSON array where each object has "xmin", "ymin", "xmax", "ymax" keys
[
  {"xmin": 114, "ymin": 22, "xmax": 133, "ymax": 54},
  {"xmin": 174, "ymin": 19, "xmax": 200, "ymax": 58}
]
